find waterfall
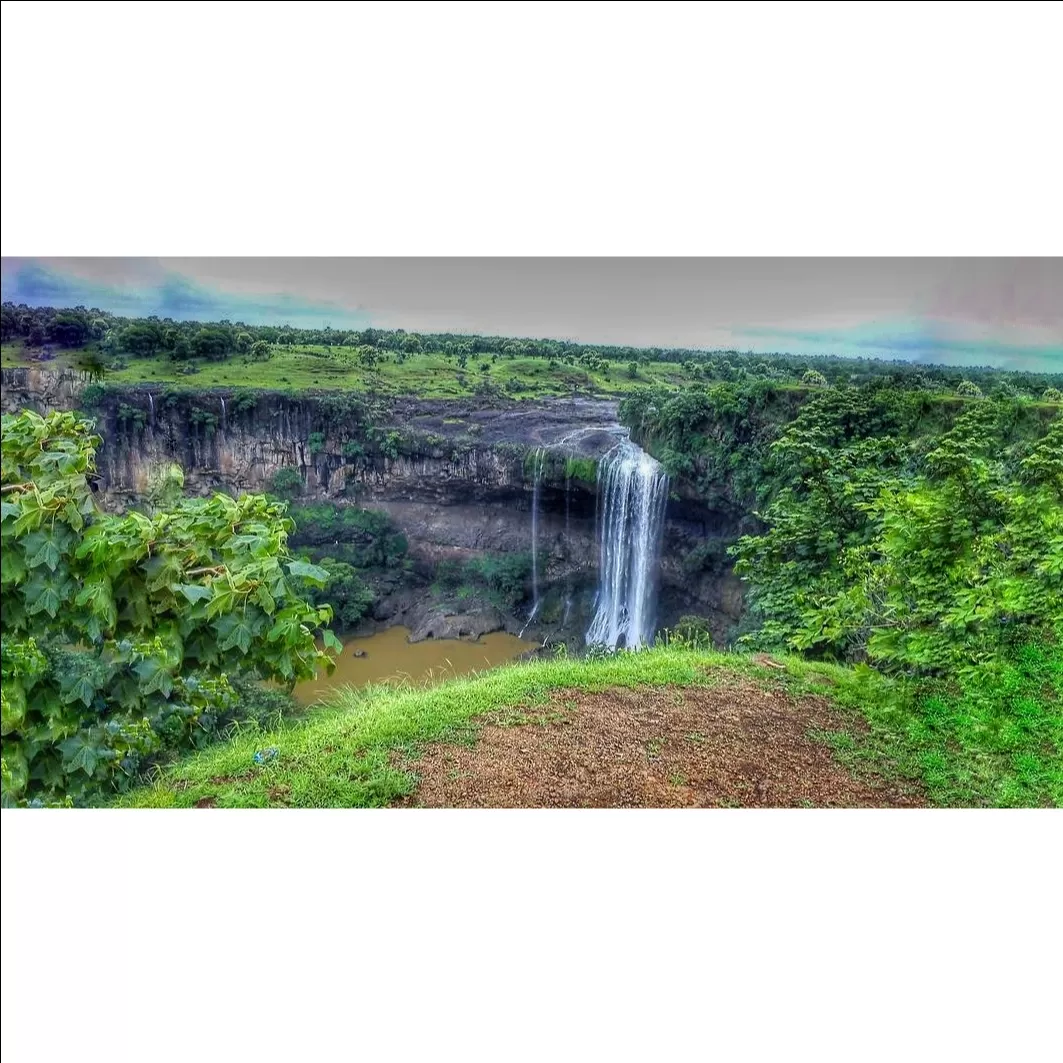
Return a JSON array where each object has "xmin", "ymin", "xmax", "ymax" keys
[
  {"xmin": 220, "ymin": 395, "xmax": 227, "ymax": 432},
  {"xmin": 521, "ymin": 448, "xmax": 546, "ymax": 634},
  {"xmin": 147, "ymin": 392, "xmax": 155, "ymax": 429},
  {"xmin": 585, "ymin": 438, "xmax": 669, "ymax": 650},
  {"xmin": 563, "ymin": 466, "xmax": 573, "ymax": 627}
]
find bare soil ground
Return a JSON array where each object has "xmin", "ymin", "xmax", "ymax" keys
[{"xmin": 397, "ymin": 679, "xmax": 925, "ymax": 808}]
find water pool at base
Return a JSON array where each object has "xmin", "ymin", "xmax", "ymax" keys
[{"xmin": 292, "ymin": 625, "xmax": 536, "ymax": 705}]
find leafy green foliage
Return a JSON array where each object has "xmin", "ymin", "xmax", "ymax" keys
[
  {"xmin": 461, "ymin": 552, "xmax": 533, "ymax": 607},
  {"xmin": 303, "ymin": 557, "xmax": 375, "ymax": 630},
  {"xmin": 732, "ymin": 392, "xmax": 1062, "ymax": 676},
  {"xmin": 278, "ymin": 504, "xmax": 410, "ymax": 629},
  {"xmin": 621, "ymin": 379, "xmax": 800, "ymax": 511},
  {"xmin": 1, "ymin": 410, "xmax": 337, "ymax": 805},
  {"xmin": 903, "ymin": 642, "xmax": 1062, "ymax": 807},
  {"xmin": 663, "ymin": 615, "xmax": 715, "ymax": 649},
  {"xmin": 285, "ymin": 503, "xmax": 408, "ymax": 569},
  {"xmin": 268, "ymin": 466, "xmax": 304, "ymax": 500},
  {"xmin": 431, "ymin": 552, "xmax": 533, "ymax": 608}
]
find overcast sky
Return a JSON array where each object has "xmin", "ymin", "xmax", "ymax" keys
[{"xmin": 2, "ymin": 257, "xmax": 1060, "ymax": 370}]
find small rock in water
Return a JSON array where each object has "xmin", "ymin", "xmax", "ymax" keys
[{"xmin": 352, "ymin": 649, "xmax": 367, "ymax": 658}]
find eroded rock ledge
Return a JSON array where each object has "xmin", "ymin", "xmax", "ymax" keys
[{"xmin": 1, "ymin": 371, "xmax": 747, "ymax": 641}]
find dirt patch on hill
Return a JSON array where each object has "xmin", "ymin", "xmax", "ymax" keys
[{"xmin": 396, "ymin": 680, "xmax": 925, "ymax": 808}]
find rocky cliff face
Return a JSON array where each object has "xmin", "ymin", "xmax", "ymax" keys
[
  {"xmin": 0, "ymin": 366, "xmax": 93, "ymax": 413},
  {"xmin": 1, "ymin": 370, "xmax": 746, "ymax": 642}
]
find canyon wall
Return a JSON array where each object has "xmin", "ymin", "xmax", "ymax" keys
[{"xmin": 1, "ymin": 370, "xmax": 747, "ymax": 640}]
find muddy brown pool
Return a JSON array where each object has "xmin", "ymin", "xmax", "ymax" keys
[{"xmin": 292, "ymin": 625, "xmax": 536, "ymax": 705}]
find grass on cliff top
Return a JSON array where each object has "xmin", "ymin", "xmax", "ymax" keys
[
  {"xmin": 117, "ymin": 643, "xmax": 1062, "ymax": 809},
  {"xmin": 2, "ymin": 341, "xmax": 685, "ymax": 399}
]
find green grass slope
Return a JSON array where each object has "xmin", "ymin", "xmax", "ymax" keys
[
  {"xmin": 119, "ymin": 645, "xmax": 1062, "ymax": 809},
  {"xmin": 3, "ymin": 341, "xmax": 686, "ymax": 399}
]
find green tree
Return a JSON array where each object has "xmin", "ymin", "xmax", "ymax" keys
[
  {"xmin": 801, "ymin": 369, "xmax": 828, "ymax": 388},
  {"xmin": 48, "ymin": 313, "xmax": 90, "ymax": 348},
  {"xmin": 732, "ymin": 395, "xmax": 1062, "ymax": 676},
  {"xmin": 191, "ymin": 328, "xmax": 232, "ymax": 360},
  {"xmin": 118, "ymin": 323, "xmax": 161, "ymax": 357},
  {"xmin": 1, "ymin": 410, "xmax": 339, "ymax": 805},
  {"xmin": 957, "ymin": 379, "xmax": 983, "ymax": 398}
]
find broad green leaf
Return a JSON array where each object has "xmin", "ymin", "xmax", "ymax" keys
[
  {"xmin": 214, "ymin": 613, "xmax": 255, "ymax": 655},
  {"xmin": 24, "ymin": 532, "xmax": 62, "ymax": 572},
  {"xmin": 287, "ymin": 560, "xmax": 329, "ymax": 586},
  {"xmin": 1, "ymin": 680, "xmax": 27, "ymax": 734},
  {"xmin": 176, "ymin": 584, "xmax": 214, "ymax": 604}
]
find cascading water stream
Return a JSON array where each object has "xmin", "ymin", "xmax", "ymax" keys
[
  {"xmin": 562, "ymin": 468, "xmax": 573, "ymax": 626},
  {"xmin": 520, "ymin": 448, "xmax": 547, "ymax": 636},
  {"xmin": 585, "ymin": 438, "xmax": 669, "ymax": 650}
]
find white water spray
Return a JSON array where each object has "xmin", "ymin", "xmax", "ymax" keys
[
  {"xmin": 147, "ymin": 392, "xmax": 155, "ymax": 428},
  {"xmin": 520, "ymin": 448, "xmax": 547, "ymax": 636},
  {"xmin": 219, "ymin": 395, "xmax": 227, "ymax": 432},
  {"xmin": 585, "ymin": 438, "xmax": 669, "ymax": 650}
]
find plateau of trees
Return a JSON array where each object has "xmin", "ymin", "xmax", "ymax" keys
[{"xmin": 5, "ymin": 301, "xmax": 1062, "ymax": 398}]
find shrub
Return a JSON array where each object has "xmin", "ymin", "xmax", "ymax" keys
[
  {"xmin": 463, "ymin": 552, "xmax": 532, "ymax": 607},
  {"xmin": 79, "ymin": 383, "xmax": 107, "ymax": 408},
  {"xmin": 268, "ymin": 466, "xmax": 304, "ymax": 500},
  {"xmin": 304, "ymin": 557, "xmax": 375, "ymax": 630},
  {"xmin": 286, "ymin": 503, "xmax": 407, "ymax": 569},
  {"xmin": 665, "ymin": 615, "xmax": 715, "ymax": 649},
  {"xmin": 1, "ymin": 409, "xmax": 338, "ymax": 806}
]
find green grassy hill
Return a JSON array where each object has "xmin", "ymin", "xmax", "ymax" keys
[
  {"xmin": 2, "ymin": 340, "xmax": 687, "ymax": 399},
  {"xmin": 119, "ymin": 643, "xmax": 1061, "ymax": 809}
]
